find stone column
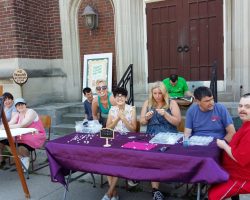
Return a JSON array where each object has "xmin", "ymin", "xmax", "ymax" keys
[
  {"xmin": 231, "ymin": 0, "xmax": 250, "ymax": 100},
  {"xmin": 113, "ymin": 0, "xmax": 147, "ymax": 93}
]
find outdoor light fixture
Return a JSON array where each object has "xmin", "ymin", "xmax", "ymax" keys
[{"xmin": 82, "ymin": 5, "xmax": 98, "ymax": 30}]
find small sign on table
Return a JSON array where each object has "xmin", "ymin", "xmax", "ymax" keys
[{"xmin": 100, "ymin": 128, "xmax": 114, "ymax": 147}]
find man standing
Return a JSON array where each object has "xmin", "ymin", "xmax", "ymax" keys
[
  {"xmin": 208, "ymin": 93, "xmax": 250, "ymax": 199},
  {"xmin": 184, "ymin": 86, "xmax": 235, "ymax": 142},
  {"xmin": 82, "ymin": 87, "xmax": 93, "ymax": 120}
]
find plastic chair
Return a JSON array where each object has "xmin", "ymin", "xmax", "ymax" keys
[
  {"xmin": 30, "ymin": 115, "xmax": 52, "ymax": 172},
  {"xmin": 136, "ymin": 120, "xmax": 140, "ymax": 132},
  {"xmin": 177, "ymin": 117, "xmax": 185, "ymax": 132}
]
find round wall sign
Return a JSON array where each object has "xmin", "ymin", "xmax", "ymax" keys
[{"xmin": 13, "ymin": 69, "xmax": 28, "ymax": 86}]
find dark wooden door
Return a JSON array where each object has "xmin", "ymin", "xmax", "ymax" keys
[{"xmin": 146, "ymin": 0, "xmax": 223, "ymax": 82}]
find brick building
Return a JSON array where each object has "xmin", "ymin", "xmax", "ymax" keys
[{"xmin": 0, "ymin": 0, "xmax": 250, "ymax": 105}]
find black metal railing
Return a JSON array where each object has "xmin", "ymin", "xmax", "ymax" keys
[
  {"xmin": 117, "ymin": 64, "xmax": 134, "ymax": 105},
  {"xmin": 210, "ymin": 61, "xmax": 218, "ymax": 102}
]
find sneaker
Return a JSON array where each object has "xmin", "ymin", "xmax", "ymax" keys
[
  {"xmin": 101, "ymin": 194, "xmax": 111, "ymax": 200},
  {"xmin": 152, "ymin": 190, "xmax": 164, "ymax": 200},
  {"xmin": 20, "ymin": 157, "xmax": 30, "ymax": 172},
  {"xmin": 127, "ymin": 180, "xmax": 139, "ymax": 187},
  {"xmin": 111, "ymin": 195, "xmax": 119, "ymax": 200}
]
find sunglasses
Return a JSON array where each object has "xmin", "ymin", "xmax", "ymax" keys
[{"xmin": 96, "ymin": 86, "xmax": 107, "ymax": 91}]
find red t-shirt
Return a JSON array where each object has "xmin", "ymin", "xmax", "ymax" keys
[{"xmin": 222, "ymin": 121, "xmax": 250, "ymax": 180}]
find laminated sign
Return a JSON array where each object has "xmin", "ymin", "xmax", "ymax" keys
[{"xmin": 13, "ymin": 69, "xmax": 28, "ymax": 86}]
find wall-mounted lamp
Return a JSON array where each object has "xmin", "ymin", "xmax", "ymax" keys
[{"xmin": 82, "ymin": 5, "xmax": 98, "ymax": 30}]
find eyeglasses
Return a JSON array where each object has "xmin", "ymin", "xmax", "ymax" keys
[
  {"xmin": 96, "ymin": 86, "xmax": 107, "ymax": 91},
  {"xmin": 115, "ymin": 94, "xmax": 126, "ymax": 98}
]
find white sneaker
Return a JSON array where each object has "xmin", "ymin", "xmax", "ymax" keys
[
  {"xmin": 101, "ymin": 194, "xmax": 111, "ymax": 200},
  {"xmin": 127, "ymin": 180, "xmax": 139, "ymax": 187},
  {"xmin": 111, "ymin": 196, "xmax": 119, "ymax": 200},
  {"xmin": 20, "ymin": 157, "xmax": 30, "ymax": 172}
]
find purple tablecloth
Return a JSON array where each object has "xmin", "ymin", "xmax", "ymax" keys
[{"xmin": 45, "ymin": 132, "xmax": 229, "ymax": 186}]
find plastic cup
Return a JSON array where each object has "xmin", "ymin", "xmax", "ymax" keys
[{"xmin": 183, "ymin": 136, "xmax": 190, "ymax": 148}]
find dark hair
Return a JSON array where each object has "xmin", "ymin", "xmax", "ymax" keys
[
  {"xmin": 169, "ymin": 74, "xmax": 178, "ymax": 82},
  {"xmin": 194, "ymin": 86, "xmax": 213, "ymax": 101},
  {"xmin": 113, "ymin": 87, "xmax": 128, "ymax": 97},
  {"xmin": 3, "ymin": 92, "xmax": 14, "ymax": 100},
  {"xmin": 82, "ymin": 87, "xmax": 91, "ymax": 95},
  {"xmin": 242, "ymin": 93, "xmax": 250, "ymax": 98}
]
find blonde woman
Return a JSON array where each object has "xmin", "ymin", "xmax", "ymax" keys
[
  {"xmin": 92, "ymin": 79, "xmax": 115, "ymax": 127},
  {"xmin": 140, "ymin": 81, "xmax": 181, "ymax": 200}
]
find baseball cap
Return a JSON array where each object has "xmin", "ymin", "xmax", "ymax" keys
[{"xmin": 14, "ymin": 98, "xmax": 26, "ymax": 106}]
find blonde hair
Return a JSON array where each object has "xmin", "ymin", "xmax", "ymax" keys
[
  {"xmin": 96, "ymin": 79, "xmax": 107, "ymax": 86},
  {"xmin": 148, "ymin": 81, "xmax": 169, "ymax": 109}
]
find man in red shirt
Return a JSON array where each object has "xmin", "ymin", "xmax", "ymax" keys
[{"xmin": 208, "ymin": 93, "xmax": 250, "ymax": 199}]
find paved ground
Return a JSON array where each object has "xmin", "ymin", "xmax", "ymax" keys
[{"xmin": 0, "ymin": 144, "xmax": 250, "ymax": 200}]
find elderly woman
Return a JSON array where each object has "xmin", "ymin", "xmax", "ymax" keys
[
  {"xmin": 101, "ymin": 87, "xmax": 137, "ymax": 200},
  {"xmin": 0, "ymin": 98, "xmax": 46, "ymax": 171},
  {"xmin": 92, "ymin": 79, "xmax": 116, "ymax": 127},
  {"xmin": 140, "ymin": 81, "xmax": 181, "ymax": 200}
]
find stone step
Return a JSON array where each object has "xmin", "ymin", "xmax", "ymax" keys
[
  {"xmin": 52, "ymin": 123, "xmax": 75, "ymax": 135},
  {"xmin": 61, "ymin": 113, "xmax": 84, "ymax": 124},
  {"xmin": 68, "ymin": 104, "xmax": 84, "ymax": 113}
]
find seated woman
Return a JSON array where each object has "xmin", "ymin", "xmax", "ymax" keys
[
  {"xmin": 0, "ymin": 98, "xmax": 46, "ymax": 171},
  {"xmin": 0, "ymin": 92, "xmax": 17, "ymax": 167},
  {"xmin": 2, "ymin": 92, "xmax": 17, "ymax": 122},
  {"xmin": 92, "ymin": 79, "xmax": 116, "ymax": 127},
  {"xmin": 140, "ymin": 81, "xmax": 181, "ymax": 200},
  {"xmin": 102, "ymin": 87, "xmax": 137, "ymax": 200}
]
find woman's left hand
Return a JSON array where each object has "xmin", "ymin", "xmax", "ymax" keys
[{"xmin": 156, "ymin": 109, "xmax": 165, "ymax": 116}]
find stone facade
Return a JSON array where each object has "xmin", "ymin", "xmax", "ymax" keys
[
  {"xmin": 0, "ymin": 0, "xmax": 62, "ymax": 59},
  {"xmin": 0, "ymin": 0, "xmax": 249, "ymax": 105}
]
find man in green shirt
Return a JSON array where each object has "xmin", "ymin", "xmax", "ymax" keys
[{"xmin": 163, "ymin": 74, "xmax": 193, "ymax": 106}]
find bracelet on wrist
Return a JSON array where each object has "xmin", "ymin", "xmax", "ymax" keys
[{"xmin": 222, "ymin": 139, "xmax": 229, "ymax": 144}]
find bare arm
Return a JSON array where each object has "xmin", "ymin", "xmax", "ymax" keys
[
  {"xmin": 217, "ymin": 139, "xmax": 237, "ymax": 162},
  {"xmin": 9, "ymin": 109, "xmax": 37, "ymax": 129},
  {"xmin": 184, "ymin": 90, "xmax": 193, "ymax": 97},
  {"xmin": 184, "ymin": 128, "xmax": 192, "ymax": 138},
  {"xmin": 161, "ymin": 100, "xmax": 181, "ymax": 126},
  {"xmin": 92, "ymin": 97, "xmax": 99, "ymax": 120},
  {"xmin": 106, "ymin": 109, "xmax": 119, "ymax": 129},
  {"xmin": 140, "ymin": 100, "xmax": 153, "ymax": 125},
  {"xmin": 224, "ymin": 124, "xmax": 236, "ymax": 142}
]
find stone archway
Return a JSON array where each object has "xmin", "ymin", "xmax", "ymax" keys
[{"xmin": 59, "ymin": 0, "xmax": 115, "ymax": 101}]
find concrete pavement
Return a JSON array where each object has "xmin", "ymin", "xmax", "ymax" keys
[{"xmin": 1, "ymin": 147, "xmax": 250, "ymax": 200}]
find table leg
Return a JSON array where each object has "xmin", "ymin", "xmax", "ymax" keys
[
  {"xmin": 197, "ymin": 183, "xmax": 201, "ymax": 200},
  {"xmin": 63, "ymin": 170, "xmax": 72, "ymax": 200}
]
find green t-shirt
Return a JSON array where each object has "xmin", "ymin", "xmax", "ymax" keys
[{"xmin": 162, "ymin": 76, "xmax": 189, "ymax": 97}]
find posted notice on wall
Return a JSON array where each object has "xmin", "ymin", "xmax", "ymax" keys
[{"xmin": 82, "ymin": 53, "xmax": 112, "ymax": 101}]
